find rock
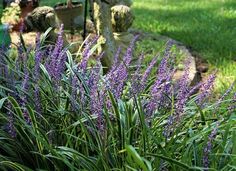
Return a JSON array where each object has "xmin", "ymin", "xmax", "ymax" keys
[{"xmin": 173, "ymin": 44, "xmax": 200, "ymax": 86}]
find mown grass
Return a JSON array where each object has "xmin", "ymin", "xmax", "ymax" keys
[{"xmin": 133, "ymin": 0, "xmax": 236, "ymax": 90}]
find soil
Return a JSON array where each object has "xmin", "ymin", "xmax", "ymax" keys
[{"xmin": 10, "ymin": 31, "xmax": 84, "ymax": 48}]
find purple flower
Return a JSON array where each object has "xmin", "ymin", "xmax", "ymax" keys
[
  {"xmin": 131, "ymin": 55, "xmax": 157, "ymax": 95},
  {"xmin": 34, "ymin": 33, "xmax": 43, "ymax": 81},
  {"xmin": 215, "ymin": 81, "xmax": 235, "ymax": 110},
  {"xmin": 187, "ymin": 82, "xmax": 203, "ymax": 98},
  {"xmin": 130, "ymin": 54, "xmax": 144, "ymax": 95},
  {"xmin": 21, "ymin": 68, "xmax": 31, "ymax": 124},
  {"xmin": 45, "ymin": 45, "xmax": 53, "ymax": 57},
  {"xmin": 164, "ymin": 58, "xmax": 199, "ymax": 137},
  {"xmin": 16, "ymin": 44, "xmax": 25, "ymax": 70},
  {"xmin": 123, "ymin": 35, "xmax": 139, "ymax": 66},
  {"xmin": 71, "ymin": 75, "xmax": 78, "ymax": 111},
  {"xmin": 203, "ymin": 122, "xmax": 219, "ymax": 169},
  {"xmin": 46, "ymin": 24, "xmax": 66, "ymax": 83},
  {"xmin": 34, "ymin": 85, "xmax": 42, "ymax": 116},
  {"xmin": 22, "ymin": 69, "xmax": 29, "ymax": 93},
  {"xmin": 51, "ymin": 24, "xmax": 64, "ymax": 67},
  {"xmin": 163, "ymin": 115, "xmax": 174, "ymax": 138},
  {"xmin": 78, "ymin": 36, "xmax": 99, "ymax": 74},
  {"xmin": 196, "ymin": 71, "xmax": 217, "ymax": 107},
  {"xmin": 163, "ymin": 40, "xmax": 175, "ymax": 57},
  {"xmin": 89, "ymin": 65, "xmax": 103, "ymax": 129},
  {"xmin": 141, "ymin": 57, "xmax": 157, "ymax": 86},
  {"xmin": 71, "ymin": 68, "xmax": 86, "ymax": 109},
  {"xmin": 32, "ymin": 33, "xmax": 44, "ymax": 115},
  {"xmin": 108, "ymin": 46, "xmax": 121, "ymax": 75},
  {"xmin": 105, "ymin": 37, "xmax": 138, "ymax": 100},
  {"xmin": 145, "ymin": 42, "xmax": 175, "ymax": 115},
  {"xmin": 6, "ymin": 102, "xmax": 16, "ymax": 138},
  {"xmin": 54, "ymin": 50, "xmax": 68, "ymax": 81},
  {"xmin": 174, "ymin": 58, "xmax": 192, "ymax": 116},
  {"xmin": 148, "ymin": 70, "xmax": 174, "ymax": 115}
]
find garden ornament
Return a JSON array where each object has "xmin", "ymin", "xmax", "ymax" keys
[
  {"xmin": 111, "ymin": 4, "xmax": 135, "ymax": 55},
  {"xmin": 23, "ymin": 6, "xmax": 68, "ymax": 46}
]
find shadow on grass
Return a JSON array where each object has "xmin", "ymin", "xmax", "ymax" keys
[{"xmin": 133, "ymin": 2, "xmax": 236, "ymax": 66}]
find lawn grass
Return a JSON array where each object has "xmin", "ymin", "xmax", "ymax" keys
[{"xmin": 133, "ymin": 0, "xmax": 236, "ymax": 90}]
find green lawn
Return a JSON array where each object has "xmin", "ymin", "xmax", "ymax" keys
[{"xmin": 133, "ymin": 0, "xmax": 236, "ymax": 90}]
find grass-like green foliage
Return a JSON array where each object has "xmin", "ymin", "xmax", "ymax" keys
[
  {"xmin": 1, "ymin": 0, "xmax": 235, "ymax": 91},
  {"xmin": 0, "ymin": 28, "xmax": 235, "ymax": 171},
  {"xmin": 133, "ymin": 0, "xmax": 236, "ymax": 91}
]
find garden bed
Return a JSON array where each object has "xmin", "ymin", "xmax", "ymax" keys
[{"xmin": 9, "ymin": 29, "xmax": 202, "ymax": 86}]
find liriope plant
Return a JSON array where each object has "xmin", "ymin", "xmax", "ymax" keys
[{"xmin": 0, "ymin": 26, "xmax": 235, "ymax": 171}]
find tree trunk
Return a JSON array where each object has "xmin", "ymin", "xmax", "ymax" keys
[{"xmin": 93, "ymin": 0, "xmax": 117, "ymax": 71}]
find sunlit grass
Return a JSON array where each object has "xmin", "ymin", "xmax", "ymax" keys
[{"xmin": 133, "ymin": 0, "xmax": 236, "ymax": 91}]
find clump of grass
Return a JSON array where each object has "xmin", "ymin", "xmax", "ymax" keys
[{"xmin": 0, "ymin": 27, "xmax": 235, "ymax": 171}]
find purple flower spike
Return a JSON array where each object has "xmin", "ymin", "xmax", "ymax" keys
[
  {"xmin": 89, "ymin": 65, "xmax": 103, "ymax": 129},
  {"xmin": 123, "ymin": 35, "xmax": 139, "ymax": 66},
  {"xmin": 54, "ymin": 51, "xmax": 68, "ymax": 81},
  {"xmin": 105, "ymin": 36, "xmax": 138, "ymax": 100},
  {"xmin": 46, "ymin": 24, "xmax": 65, "ymax": 82},
  {"xmin": 22, "ymin": 70, "xmax": 29, "ymax": 95},
  {"xmin": 175, "ymin": 58, "xmax": 192, "ymax": 116},
  {"xmin": 214, "ymin": 81, "xmax": 235, "ymax": 112},
  {"xmin": 79, "ymin": 36, "xmax": 99, "ymax": 74},
  {"xmin": 144, "ymin": 41, "xmax": 176, "ymax": 117},
  {"xmin": 21, "ymin": 68, "xmax": 31, "ymax": 124},
  {"xmin": 203, "ymin": 122, "xmax": 219, "ymax": 169},
  {"xmin": 71, "ymin": 75, "xmax": 79, "ymax": 111},
  {"xmin": 6, "ymin": 102, "xmax": 16, "ymax": 138},
  {"xmin": 34, "ymin": 85, "xmax": 42, "ymax": 116},
  {"xmin": 130, "ymin": 53, "xmax": 145, "ymax": 95},
  {"xmin": 141, "ymin": 57, "xmax": 157, "ymax": 89},
  {"xmin": 163, "ymin": 40, "xmax": 175, "ymax": 57},
  {"xmin": 23, "ymin": 108, "xmax": 31, "ymax": 125},
  {"xmin": 196, "ymin": 71, "xmax": 217, "ymax": 107},
  {"xmin": 34, "ymin": 38, "xmax": 43, "ymax": 81},
  {"xmin": 52, "ymin": 24, "xmax": 64, "ymax": 59},
  {"xmin": 109, "ymin": 46, "xmax": 121, "ymax": 75}
]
